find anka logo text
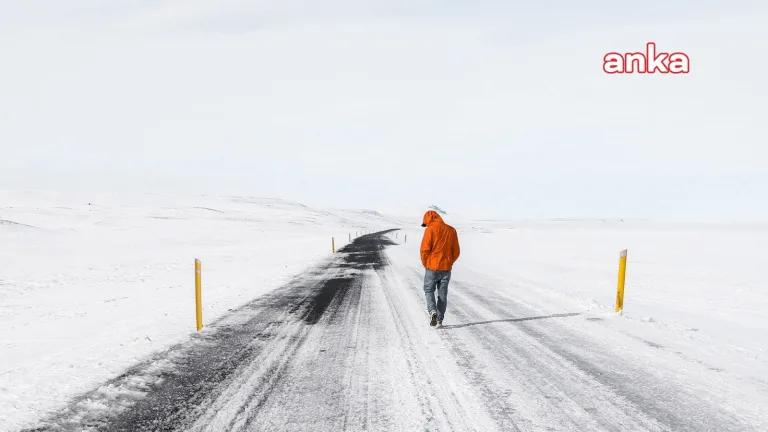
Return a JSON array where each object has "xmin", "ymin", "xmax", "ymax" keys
[{"xmin": 603, "ymin": 42, "xmax": 690, "ymax": 74}]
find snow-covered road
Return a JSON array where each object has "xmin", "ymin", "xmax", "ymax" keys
[{"xmin": 25, "ymin": 232, "xmax": 765, "ymax": 431}]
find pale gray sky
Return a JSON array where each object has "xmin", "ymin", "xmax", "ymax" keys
[{"xmin": 1, "ymin": 1, "xmax": 766, "ymax": 220}]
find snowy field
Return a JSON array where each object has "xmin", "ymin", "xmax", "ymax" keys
[
  {"xmin": 447, "ymin": 219, "xmax": 768, "ymax": 382},
  {"xmin": 0, "ymin": 191, "xmax": 401, "ymax": 431},
  {"xmin": 2, "ymin": 191, "xmax": 768, "ymax": 430}
]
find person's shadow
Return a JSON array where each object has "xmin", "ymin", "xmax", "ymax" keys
[{"xmin": 440, "ymin": 312, "xmax": 580, "ymax": 329}]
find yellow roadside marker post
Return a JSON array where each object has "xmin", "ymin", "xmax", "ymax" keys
[
  {"xmin": 195, "ymin": 259, "xmax": 203, "ymax": 331},
  {"xmin": 615, "ymin": 249, "xmax": 628, "ymax": 313}
]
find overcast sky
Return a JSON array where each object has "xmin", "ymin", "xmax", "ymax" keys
[{"xmin": 1, "ymin": 1, "xmax": 766, "ymax": 220}]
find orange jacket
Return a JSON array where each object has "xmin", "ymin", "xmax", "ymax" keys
[{"xmin": 420, "ymin": 210, "xmax": 460, "ymax": 271}]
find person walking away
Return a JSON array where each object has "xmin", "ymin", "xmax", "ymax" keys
[{"xmin": 420, "ymin": 210, "xmax": 460, "ymax": 328}]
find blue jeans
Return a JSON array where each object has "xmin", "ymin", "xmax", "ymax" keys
[{"xmin": 423, "ymin": 269, "xmax": 451, "ymax": 321}]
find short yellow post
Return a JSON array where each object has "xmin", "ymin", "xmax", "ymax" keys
[
  {"xmin": 195, "ymin": 259, "xmax": 203, "ymax": 331},
  {"xmin": 349, "ymin": 233, "xmax": 351, "ymax": 242},
  {"xmin": 615, "ymin": 249, "xmax": 627, "ymax": 313},
  {"xmin": 332, "ymin": 237, "xmax": 335, "ymax": 253},
  {"xmin": 405, "ymin": 234, "xmax": 407, "ymax": 243}
]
